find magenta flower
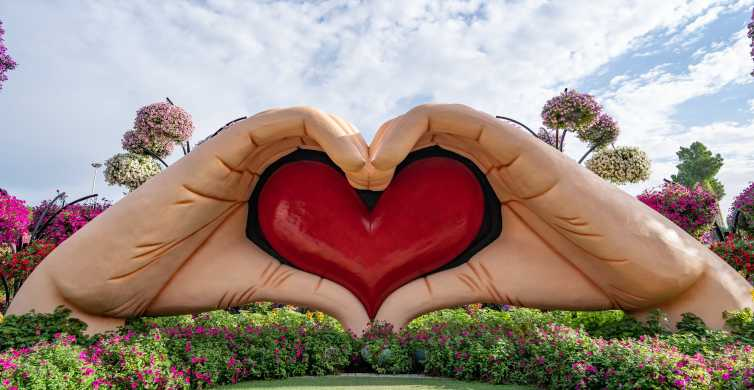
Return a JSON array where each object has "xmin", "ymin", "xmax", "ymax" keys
[
  {"xmin": 0, "ymin": 193, "xmax": 30, "ymax": 246},
  {"xmin": 0, "ymin": 20, "xmax": 17, "ymax": 91},
  {"xmin": 729, "ymin": 182, "xmax": 754, "ymax": 236},
  {"xmin": 32, "ymin": 199, "xmax": 110, "ymax": 244},
  {"xmin": 638, "ymin": 182, "xmax": 718, "ymax": 238}
]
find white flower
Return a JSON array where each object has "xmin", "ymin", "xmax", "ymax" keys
[
  {"xmin": 104, "ymin": 153, "xmax": 161, "ymax": 191},
  {"xmin": 586, "ymin": 146, "xmax": 651, "ymax": 185}
]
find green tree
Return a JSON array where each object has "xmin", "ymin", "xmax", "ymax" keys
[{"xmin": 671, "ymin": 142, "xmax": 725, "ymax": 200}]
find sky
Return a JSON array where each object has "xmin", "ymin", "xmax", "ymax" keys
[{"xmin": 1, "ymin": 0, "xmax": 753, "ymax": 215}]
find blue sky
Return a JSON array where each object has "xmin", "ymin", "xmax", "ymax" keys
[{"xmin": 1, "ymin": 0, "xmax": 753, "ymax": 213}]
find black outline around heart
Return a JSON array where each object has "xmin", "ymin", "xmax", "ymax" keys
[{"xmin": 245, "ymin": 146, "xmax": 502, "ymax": 288}]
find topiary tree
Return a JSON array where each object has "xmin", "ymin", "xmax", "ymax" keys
[
  {"xmin": 671, "ymin": 142, "xmax": 725, "ymax": 200},
  {"xmin": 105, "ymin": 98, "xmax": 194, "ymax": 191},
  {"xmin": 0, "ymin": 20, "xmax": 16, "ymax": 91},
  {"xmin": 637, "ymin": 182, "xmax": 718, "ymax": 239},
  {"xmin": 498, "ymin": 88, "xmax": 650, "ymax": 185}
]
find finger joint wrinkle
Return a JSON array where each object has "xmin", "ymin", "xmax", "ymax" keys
[
  {"xmin": 182, "ymin": 184, "xmax": 239, "ymax": 203},
  {"xmin": 519, "ymin": 180, "xmax": 558, "ymax": 201}
]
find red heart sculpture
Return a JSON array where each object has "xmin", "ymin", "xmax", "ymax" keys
[{"xmin": 258, "ymin": 157, "xmax": 484, "ymax": 318}]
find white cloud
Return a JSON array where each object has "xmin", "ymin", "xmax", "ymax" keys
[{"xmin": 0, "ymin": 0, "xmax": 751, "ymax": 206}]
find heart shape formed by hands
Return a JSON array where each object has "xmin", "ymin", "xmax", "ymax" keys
[{"xmin": 248, "ymin": 148, "xmax": 500, "ymax": 318}]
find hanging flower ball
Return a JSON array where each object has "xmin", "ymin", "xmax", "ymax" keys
[
  {"xmin": 729, "ymin": 182, "xmax": 754, "ymax": 237},
  {"xmin": 104, "ymin": 153, "xmax": 161, "ymax": 191},
  {"xmin": 122, "ymin": 129, "xmax": 174, "ymax": 158},
  {"xmin": 0, "ymin": 20, "xmax": 17, "ymax": 91},
  {"xmin": 134, "ymin": 102, "xmax": 194, "ymax": 143},
  {"xmin": 541, "ymin": 89, "xmax": 602, "ymax": 130},
  {"xmin": 577, "ymin": 113, "xmax": 620, "ymax": 147},
  {"xmin": 585, "ymin": 146, "xmax": 651, "ymax": 185},
  {"xmin": 637, "ymin": 182, "xmax": 718, "ymax": 238},
  {"xmin": 0, "ymin": 193, "xmax": 30, "ymax": 246}
]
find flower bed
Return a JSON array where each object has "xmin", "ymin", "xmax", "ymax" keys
[{"xmin": 2, "ymin": 306, "xmax": 754, "ymax": 389}]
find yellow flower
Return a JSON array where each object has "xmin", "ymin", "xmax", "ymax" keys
[
  {"xmin": 0, "ymin": 312, "xmax": 4, "ymax": 324},
  {"xmin": 315, "ymin": 311, "xmax": 325, "ymax": 322},
  {"xmin": 306, "ymin": 311, "xmax": 314, "ymax": 321},
  {"xmin": 750, "ymin": 288, "xmax": 754, "ymax": 302}
]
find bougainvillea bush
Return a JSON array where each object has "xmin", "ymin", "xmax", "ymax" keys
[
  {"xmin": 0, "ymin": 193, "xmax": 29, "ymax": 246},
  {"xmin": 0, "ymin": 20, "xmax": 17, "ymax": 90},
  {"xmin": 730, "ymin": 182, "xmax": 754, "ymax": 238},
  {"xmin": 3, "ymin": 307, "xmax": 754, "ymax": 389},
  {"xmin": 638, "ymin": 182, "xmax": 719, "ymax": 238},
  {"xmin": 32, "ymin": 199, "xmax": 109, "ymax": 244}
]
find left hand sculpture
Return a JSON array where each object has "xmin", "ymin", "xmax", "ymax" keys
[
  {"xmin": 8, "ymin": 107, "xmax": 373, "ymax": 334},
  {"xmin": 9, "ymin": 103, "xmax": 752, "ymax": 333}
]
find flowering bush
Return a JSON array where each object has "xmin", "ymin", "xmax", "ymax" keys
[
  {"xmin": 0, "ymin": 306, "xmax": 87, "ymax": 352},
  {"xmin": 4, "ymin": 307, "xmax": 754, "ymax": 388},
  {"xmin": 135, "ymin": 102, "xmax": 194, "ymax": 143},
  {"xmin": 585, "ymin": 146, "xmax": 651, "ymax": 185},
  {"xmin": 0, "ymin": 193, "xmax": 30, "ymax": 246},
  {"xmin": 1, "ymin": 308, "xmax": 354, "ymax": 389},
  {"xmin": 729, "ymin": 182, "xmax": 754, "ymax": 237},
  {"xmin": 638, "ymin": 182, "xmax": 718, "ymax": 238},
  {"xmin": 541, "ymin": 89, "xmax": 602, "ymax": 130},
  {"xmin": 104, "ymin": 152, "xmax": 161, "ymax": 191},
  {"xmin": 0, "ymin": 20, "xmax": 17, "ymax": 90},
  {"xmin": 710, "ymin": 234, "xmax": 754, "ymax": 284},
  {"xmin": 0, "ymin": 240, "xmax": 55, "ymax": 282},
  {"xmin": 32, "ymin": 199, "xmax": 109, "ymax": 244}
]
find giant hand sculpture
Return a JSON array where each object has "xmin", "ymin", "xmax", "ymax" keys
[{"xmin": 8, "ymin": 104, "xmax": 752, "ymax": 334}]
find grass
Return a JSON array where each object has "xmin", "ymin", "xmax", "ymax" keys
[{"xmin": 217, "ymin": 375, "xmax": 533, "ymax": 389}]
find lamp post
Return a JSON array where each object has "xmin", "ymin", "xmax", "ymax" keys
[{"xmin": 91, "ymin": 162, "xmax": 102, "ymax": 195}]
